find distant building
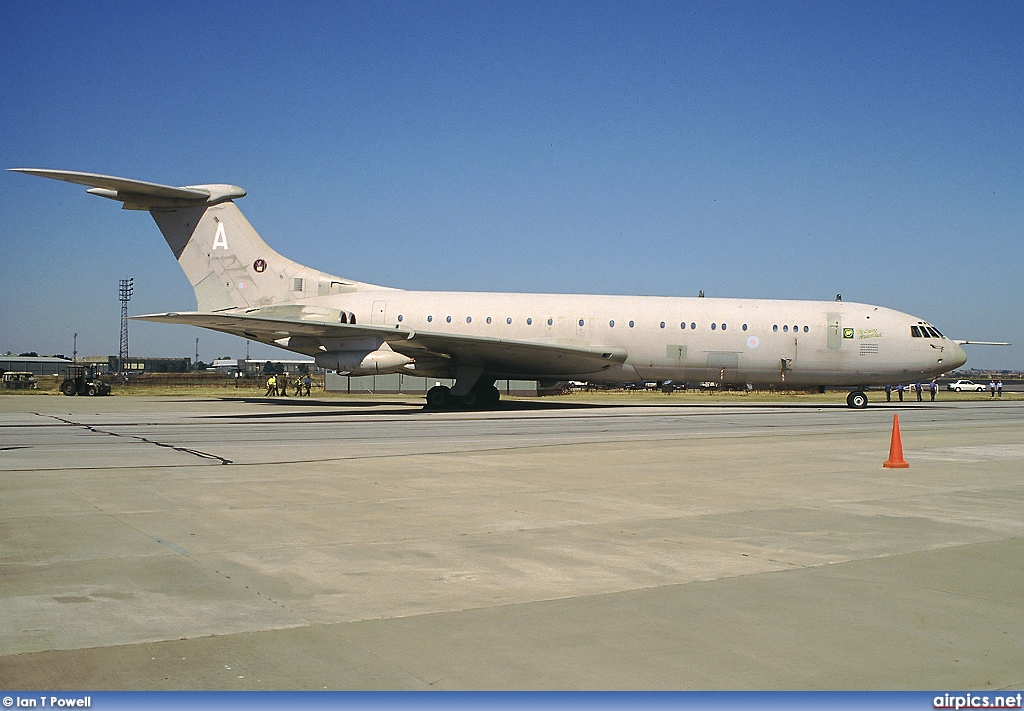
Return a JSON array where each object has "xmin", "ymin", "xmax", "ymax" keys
[
  {"xmin": 106, "ymin": 356, "xmax": 192, "ymax": 374},
  {"xmin": 222, "ymin": 359, "xmax": 319, "ymax": 377},
  {"xmin": 0, "ymin": 355, "xmax": 73, "ymax": 377}
]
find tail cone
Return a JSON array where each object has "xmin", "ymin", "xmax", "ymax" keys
[{"xmin": 883, "ymin": 414, "xmax": 910, "ymax": 468}]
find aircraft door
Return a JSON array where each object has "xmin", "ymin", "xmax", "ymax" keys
[
  {"xmin": 371, "ymin": 301, "xmax": 386, "ymax": 325},
  {"xmin": 827, "ymin": 313, "xmax": 842, "ymax": 350}
]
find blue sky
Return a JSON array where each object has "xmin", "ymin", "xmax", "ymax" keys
[{"xmin": 1, "ymin": 1, "xmax": 1021, "ymax": 369}]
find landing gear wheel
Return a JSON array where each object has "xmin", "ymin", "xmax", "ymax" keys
[
  {"xmin": 847, "ymin": 390, "xmax": 868, "ymax": 409},
  {"xmin": 465, "ymin": 383, "xmax": 501, "ymax": 408},
  {"xmin": 425, "ymin": 385, "xmax": 451, "ymax": 409},
  {"xmin": 60, "ymin": 380, "xmax": 76, "ymax": 396}
]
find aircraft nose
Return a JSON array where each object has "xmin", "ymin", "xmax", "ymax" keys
[{"xmin": 950, "ymin": 342, "xmax": 968, "ymax": 369}]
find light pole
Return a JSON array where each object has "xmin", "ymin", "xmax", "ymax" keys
[{"xmin": 118, "ymin": 278, "xmax": 133, "ymax": 374}]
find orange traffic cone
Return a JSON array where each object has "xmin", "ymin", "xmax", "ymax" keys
[{"xmin": 883, "ymin": 413, "xmax": 910, "ymax": 468}]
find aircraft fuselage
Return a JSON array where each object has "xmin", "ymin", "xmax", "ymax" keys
[{"xmin": 310, "ymin": 290, "xmax": 965, "ymax": 387}]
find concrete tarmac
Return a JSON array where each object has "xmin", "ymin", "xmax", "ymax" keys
[{"xmin": 1, "ymin": 394, "xmax": 1022, "ymax": 690}]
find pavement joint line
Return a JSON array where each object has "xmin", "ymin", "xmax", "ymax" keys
[{"xmin": 32, "ymin": 412, "xmax": 233, "ymax": 465}]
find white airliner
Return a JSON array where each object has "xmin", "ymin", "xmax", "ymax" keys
[{"xmin": 13, "ymin": 168, "xmax": 976, "ymax": 408}]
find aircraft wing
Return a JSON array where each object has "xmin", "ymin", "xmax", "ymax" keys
[{"xmin": 134, "ymin": 311, "xmax": 628, "ymax": 377}]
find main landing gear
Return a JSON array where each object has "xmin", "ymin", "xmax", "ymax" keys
[
  {"xmin": 846, "ymin": 390, "xmax": 869, "ymax": 409},
  {"xmin": 426, "ymin": 383, "xmax": 501, "ymax": 409}
]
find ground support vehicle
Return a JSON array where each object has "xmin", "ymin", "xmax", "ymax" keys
[
  {"xmin": 60, "ymin": 366, "xmax": 111, "ymax": 396},
  {"xmin": 2, "ymin": 371, "xmax": 38, "ymax": 390}
]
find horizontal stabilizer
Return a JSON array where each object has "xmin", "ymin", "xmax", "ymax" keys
[{"xmin": 8, "ymin": 168, "xmax": 245, "ymax": 209}]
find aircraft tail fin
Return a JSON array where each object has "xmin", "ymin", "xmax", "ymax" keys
[{"xmin": 10, "ymin": 169, "xmax": 382, "ymax": 312}]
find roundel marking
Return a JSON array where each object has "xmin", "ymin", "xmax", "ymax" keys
[
  {"xmin": 253, "ymin": 259, "xmax": 267, "ymax": 273},
  {"xmin": 746, "ymin": 336, "xmax": 760, "ymax": 349}
]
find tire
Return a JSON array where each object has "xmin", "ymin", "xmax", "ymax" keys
[
  {"xmin": 954, "ymin": 387, "xmax": 961, "ymax": 392},
  {"xmin": 846, "ymin": 391, "xmax": 868, "ymax": 409},
  {"xmin": 60, "ymin": 380, "xmax": 77, "ymax": 396},
  {"xmin": 87, "ymin": 384, "xmax": 98, "ymax": 396},
  {"xmin": 425, "ymin": 385, "xmax": 450, "ymax": 408},
  {"xmin": 466, "ymin": 384, "xmax": 501, "ymax": 408}
]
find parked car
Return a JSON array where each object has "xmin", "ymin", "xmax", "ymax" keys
[{"xmin": 946, "ymin": 379, "xmax": 986, "ymax": 392}]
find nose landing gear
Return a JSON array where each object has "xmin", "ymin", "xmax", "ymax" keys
[{"xmin": 846, "ymin": 390, "xmax": 869, "ymax": 409}]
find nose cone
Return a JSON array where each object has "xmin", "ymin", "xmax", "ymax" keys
[{"xmin": 950, "ymin": 342, "xmax": 968, "ymax": 370}]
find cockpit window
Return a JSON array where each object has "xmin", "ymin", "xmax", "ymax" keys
[
  {"xmin": 911, "ymin": 326, "xmax": 922, "ymax": 337},
  {"xmin": 929, "ymin": 327, "xmax": 943, "ymax": 338}
]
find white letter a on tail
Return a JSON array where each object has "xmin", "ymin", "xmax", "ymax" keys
[{"xmin": 212, "ymin": 219, "xmax": 229, "ymax": 250}]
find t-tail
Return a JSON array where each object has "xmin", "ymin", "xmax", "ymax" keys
[{"xmin": 9, "ymin": 168, "xmax": 383, "ymax": 311}]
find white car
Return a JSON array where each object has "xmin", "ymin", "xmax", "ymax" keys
[{"xmin": 946, "ymin": 379, "xmax": 986, "ymax": 392}]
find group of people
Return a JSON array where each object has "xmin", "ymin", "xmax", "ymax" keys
[
  {"xmin": 885, "ymin": 381, "xmax": 939, "ymax": 402},
  {"xmin": 265, "ymin": 373, "xmax": 313, "ymax": 397},
  {"xmin": 884, "ymin": 379, "xmax": 1005, "ymax": 402}
]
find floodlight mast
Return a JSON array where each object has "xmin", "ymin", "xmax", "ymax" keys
[{"xmin": 118, "ymin": 278, "xmax": 133, "ymax": 375}]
